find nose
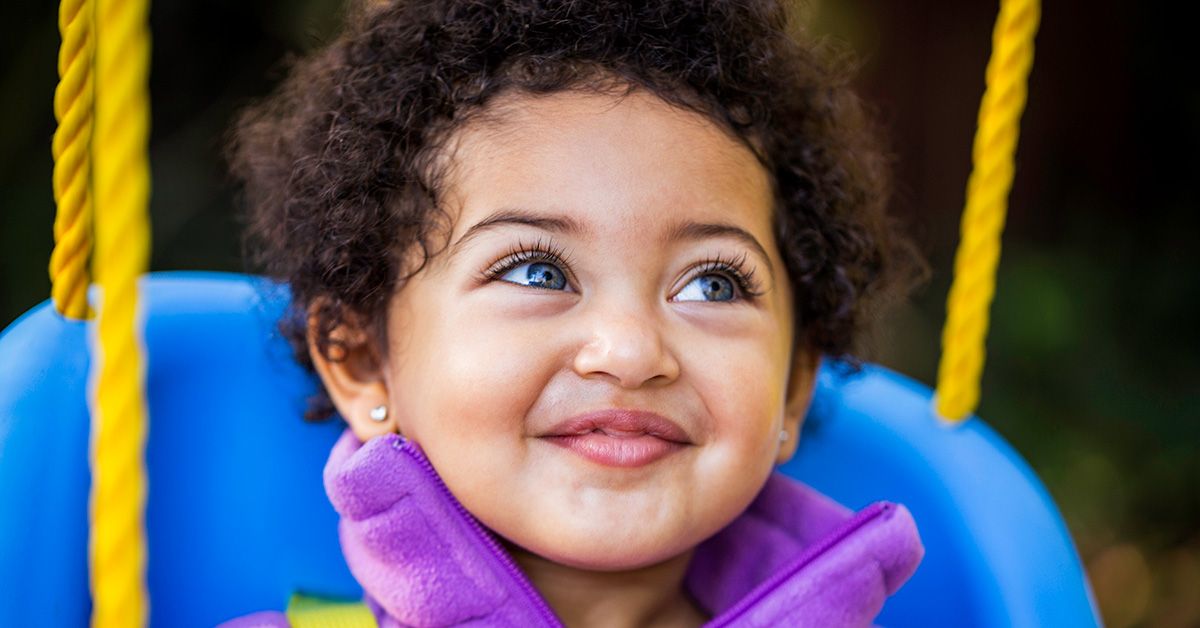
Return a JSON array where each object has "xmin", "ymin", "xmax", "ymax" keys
[{"xmin": 572, "ymin": 302, "xmax": 681, "ymax": 389}]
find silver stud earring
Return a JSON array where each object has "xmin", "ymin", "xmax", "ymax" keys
[
  {"xmin": 369, "ymin": 405, "xmax": 388, "ymax": 423},
  {"xmin": 779, "ymin": 429, "xmax": 790, "ymax": 442}
]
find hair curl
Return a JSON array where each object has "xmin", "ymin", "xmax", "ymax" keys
[{"xmin": 228, "ymin": 0, "xmax": 928, "ymax": 421}]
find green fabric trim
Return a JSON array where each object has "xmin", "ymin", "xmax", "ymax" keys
[{"xmin": 286, "ymin": 592, "xmax": 378, "ymax": 628}]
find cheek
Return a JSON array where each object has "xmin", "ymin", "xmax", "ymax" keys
[
  {"xmin": 672, "ymin": 331, "xmax": 789, "ymax": 557},
  {"xmin": 387, "ymin": 295, "xmax": 553, "ymax": 445},
  {"xmin": 686, "ymin": 318, "xmax": 790, "ymax": 437}
]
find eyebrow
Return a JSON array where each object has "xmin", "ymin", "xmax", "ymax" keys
[
  {"xmin": 664, "ymin": 220, "xmax": 776, "ymax": 283},
  {"xmin": 450, "ymin": 208, "xmax": 585, "ymax": 256},
  {"xmin": 449, "ymin": 207, "xmax": 776, "ymax": 283}
]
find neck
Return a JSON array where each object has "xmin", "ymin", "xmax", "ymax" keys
[{"xmin": 502, "ymin": 540, "xmax": 709, "ymax": 628}]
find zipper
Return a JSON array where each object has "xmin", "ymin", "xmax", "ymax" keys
[
  {"xmin": 388, "ymin": 434, "xmax": 565, "ymax": 627},
  {"xmin": 702, "ymin": 501, "xmax": 891, "ymax": 627}
]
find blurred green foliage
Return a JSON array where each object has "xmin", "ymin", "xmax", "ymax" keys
[{"xmin": 1, "ymin": 0, "xmax": 1196, "ymax": 625}]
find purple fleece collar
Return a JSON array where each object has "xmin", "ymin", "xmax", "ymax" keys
[{"xmin": 324, "ymin": 430, "xmax": 923, "ymax": 627}]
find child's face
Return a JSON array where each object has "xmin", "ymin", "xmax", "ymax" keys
[{"xmin": 319, "ymin": 88, "xmax": 818, "ymax": 570}]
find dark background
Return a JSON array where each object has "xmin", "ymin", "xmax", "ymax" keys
[{"xmin": 2, "ymin": 1, "xmax": 1196, "ymax": 625}]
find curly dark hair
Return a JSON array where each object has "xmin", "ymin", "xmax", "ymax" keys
[{"xmin": 228, "ymin": 0, "xmax": 927, "ymax": 421}]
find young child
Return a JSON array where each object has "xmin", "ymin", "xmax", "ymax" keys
[{"xmin": 222, "ymin": 0, "xmax": 927, "ymax": 625}]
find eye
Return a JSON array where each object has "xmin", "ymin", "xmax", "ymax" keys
[
  {"xmin": 482, "ymin": 237, "xmax": 575, "ymax": 292},
  {"xmin": 673, "ymin": 253, "xmax": 764, "ymax": 303},
  {"xmin": 499, "ymin": 260, "xmax": 569, "ymax": 290},
  {"xmin": 676, "ymin": 273, "xmax": 737, "ymax": 302}
]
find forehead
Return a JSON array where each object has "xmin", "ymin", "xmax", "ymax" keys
[{"xmin": 439, "ymin": 89, "xmax": 776, "ymax": 246}]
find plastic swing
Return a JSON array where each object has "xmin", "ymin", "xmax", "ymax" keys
[{"xmin": 0, "ymin": 0, "xmax": 1101, "ymax": 626}]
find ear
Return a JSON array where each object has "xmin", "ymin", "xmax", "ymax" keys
[
  {"xmin": 306, "ymin": 304, "xmax": 395, "ymax": 442},
  {"xmin": 776, "ymin": 345, "xmax": 821, "ymax": 465}
]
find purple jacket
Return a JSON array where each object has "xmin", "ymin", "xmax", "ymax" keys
[{"xmin": 223, "ymin": 430, "xmax": 924, "ymax": 627}]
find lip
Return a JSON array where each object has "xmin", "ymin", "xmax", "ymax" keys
[{"xmin": 539, "ymin": 409, "xmax": 691, "ymax": 468}]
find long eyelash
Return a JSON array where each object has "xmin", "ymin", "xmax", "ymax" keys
[
  {"xmin": 482, "ymin": 240, "xmax": 763, "ymax": 301},
  {"xmin": 694, "ymin": 251, "xmax": 766, "ymax": 300},
  {"xmin": 482, "ymin": 236, "xmax": 575, "ymax": 282}
]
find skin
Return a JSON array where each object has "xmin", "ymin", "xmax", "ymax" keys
[{"xmin": 310, "ymin": 87, "xmax": 820, "ymax": 628}]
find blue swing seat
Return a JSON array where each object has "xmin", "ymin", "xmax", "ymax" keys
[{"xmin": 0, "ymin": 272, "xmax": 1100, "ymax": 627}]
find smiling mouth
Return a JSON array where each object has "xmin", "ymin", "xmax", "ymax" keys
[{"xmin": 539, "ymin": 408, "xmax": 691, "ymax": 468}]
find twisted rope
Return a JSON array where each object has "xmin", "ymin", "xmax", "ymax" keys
[
  {"xmin": 935, "ymin": 0, "xmax": 1041, "ymax": 422},
  {"xmin": 87, "ymin": 0, "xmax": 152, "ymax": 624},
  {"xmin": 49, "ymin": 0, "xmax": 95, "ymax": 320}
]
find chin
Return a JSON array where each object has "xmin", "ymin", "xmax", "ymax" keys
[{"xmin": 519, "ymin": 523, "xmax": 697, "ymax": 572}]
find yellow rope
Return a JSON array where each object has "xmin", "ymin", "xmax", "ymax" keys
[
  {"xmin": 50, "ymin": 0, "xmax": 95, "ymax": 320},
  {"xmin": 88, "ymin": 0, "xmax": 152, "ymax": 624},
  {"xmin": 935, "ymin": 0, "xmax": 1040, "ymax": 423}
]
